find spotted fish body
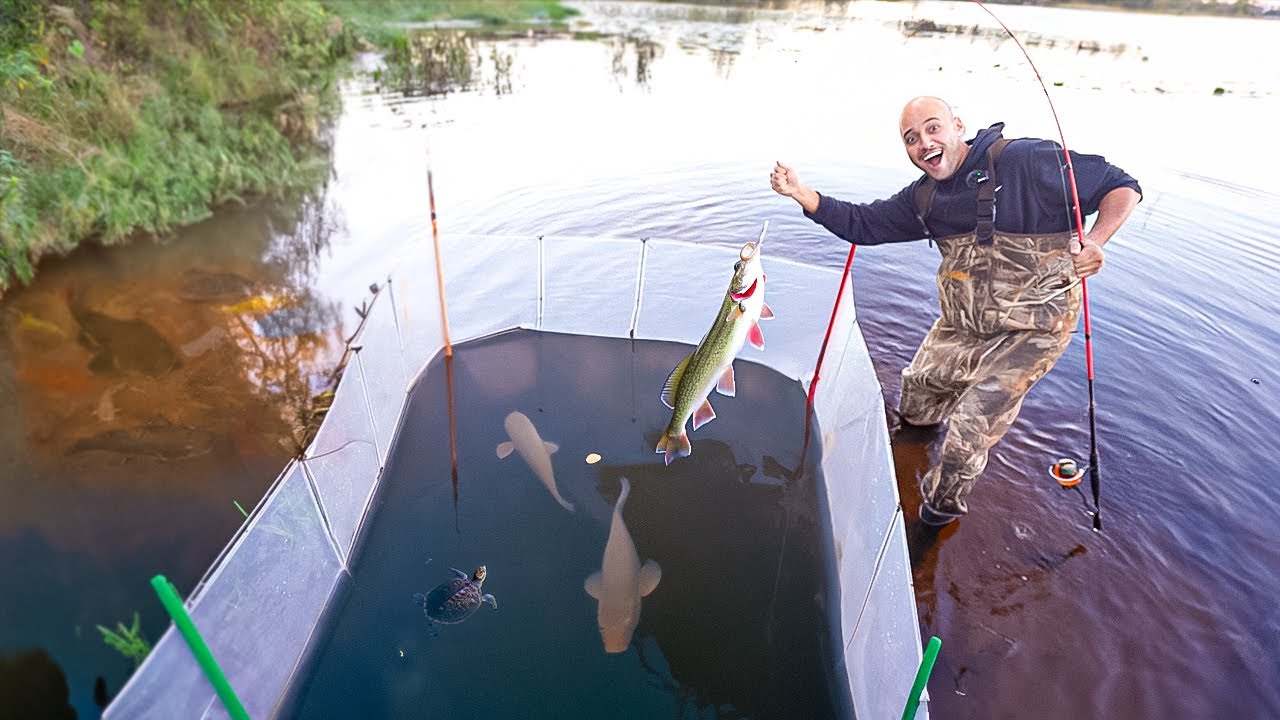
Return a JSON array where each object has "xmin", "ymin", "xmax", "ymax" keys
[
  {"xmin": 656, "ymin": 225, "xmax": 773, "ymax": 465},
  {"xmin": 415, "ymin": 566, "xmax": 497, "ymax": 625}
]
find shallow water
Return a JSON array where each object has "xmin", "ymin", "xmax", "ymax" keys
[
  {"xmin": 283, "ymin": 330, "xmax": 842, "ymax": 719},
  {"xmin": 2, "ymin": 1, "xmax": 1279, "ymax": 717}
]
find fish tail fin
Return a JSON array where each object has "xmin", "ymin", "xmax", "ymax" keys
[{"xmin": 663, "ymin": 432, "xmax": 691, "ymax": 465}]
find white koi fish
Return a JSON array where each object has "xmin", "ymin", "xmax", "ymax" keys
[
  {"xmin": 656, "ymin": 223, "xmax": 774, "ymax": 465},
  {"xmin": 584, "ymin": 477, "xmax": 661, "ymax": 653},
  {"xmin": 497, "ymin": 410, "xmax": 575, "ymax": 512}
]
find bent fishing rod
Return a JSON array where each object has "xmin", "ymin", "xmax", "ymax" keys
[
  {"xmin": 970, "ymin": 0, "xmax": 1103, "ymax": 531},
  {"xmin": 803, "ymin": 4, "xmax": 1106, "ymax": 531}
]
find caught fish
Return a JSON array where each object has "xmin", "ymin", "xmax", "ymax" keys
[
  {"xmin": 656, "ymin": 224, "xmax": 774, "ymax": 465},
  {"xmin": 496, "ymin": 410, "xmax": 575, "ymax": 512},
  {"xmin": 584, "ymin": 477, "xmax": 661, "ymax": 653}
]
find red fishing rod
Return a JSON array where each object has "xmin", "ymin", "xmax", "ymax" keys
[{"xmin": 970, "ymin": 0, "xmax": 1103, "ymax": 531}]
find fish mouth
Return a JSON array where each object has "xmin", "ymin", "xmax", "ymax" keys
[{"xmin": 730, "ymin": 278, "xmax": 759, "ymax": 302}]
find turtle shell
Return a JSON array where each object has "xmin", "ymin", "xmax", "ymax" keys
[{"xmin": 420, "ymin": 566, "xmax": 487, "ymax": 624}]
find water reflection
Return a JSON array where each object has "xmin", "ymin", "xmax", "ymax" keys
[
  {"xmin": 595, "ymin": 436, "xmax": 839, "ymax": 720},
  {"xmin": 374, "ymin": 30, "xmax": 516, "ymax": 97},
  {"xmin": 897, "ymin": 18, "xmax": 1133, "ymax": 57},
  {"xmin": 0, "ymin": 165, "xmax": 350, "ymax": 714},
  {"xmin": 0, "ymin": 648, "xmax": 76, "ymax": 720},
  {"xmin": 611, "ymin": 35, "xmax": 663, "ymax": 89}
]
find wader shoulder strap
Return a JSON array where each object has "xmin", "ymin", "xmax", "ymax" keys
[
  {"xmin": 975, "ymin": 138, "xmax": 1011, "ymax": 245},
  {"xmin": 914, "ymin": 137, "xmax": 1013, "ymax": 244}
]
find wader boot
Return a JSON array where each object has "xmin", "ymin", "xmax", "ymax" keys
[{"xmin": 902, "ymin": 137, "xmax": 1082, "ymax": 525}]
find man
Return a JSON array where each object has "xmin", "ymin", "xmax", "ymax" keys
[{"xmin": 770, "ymin": 96, "xmax": 1141, "ymax": 529}]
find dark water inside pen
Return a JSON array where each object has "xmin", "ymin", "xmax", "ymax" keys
[
  {"xmin": 2, "ymin": 2, "xmax": 1278, "ymax": 718},
  {"xmin": 281, "ymin": 330, "xmax": 843, "ymax": 720}
]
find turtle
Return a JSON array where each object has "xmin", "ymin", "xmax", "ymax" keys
[{"xmin": 414, "ymin": 565, "xmax": 497, "ymax": 627}]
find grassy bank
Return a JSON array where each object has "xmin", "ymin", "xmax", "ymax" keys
[
  {"xmin": 0, "ymin": 0, "xmax": 579, "ymax": 295},
  {"xmin": 0, "ymin": 0, "xmax": 356, "ymax": 292}
]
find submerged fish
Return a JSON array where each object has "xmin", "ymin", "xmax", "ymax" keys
[
  {"xmin": 584, "ymin": 477, "xmax": 661, "ymax": 653},
  {"xmin": 656, "ymin": 225, "xmax": 774, "ymax": 465},
  {"xmin": 496, "ymin": 410, "xmax": 575, "ymax": 512}
]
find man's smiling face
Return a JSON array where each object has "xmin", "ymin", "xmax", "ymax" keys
[{"xmin": 900, "ymin": 97, "xmax": 970, "ymax": 181}]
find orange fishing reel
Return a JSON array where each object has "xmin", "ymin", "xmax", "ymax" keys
[{"xmin": 1049, "ymin": 458, "xmax": 1087, "ymax": 487}]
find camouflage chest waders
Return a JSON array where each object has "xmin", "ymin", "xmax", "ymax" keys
[{"xmin": 901, "ymin": 139, "xmax": 1082, "ymax": 524}]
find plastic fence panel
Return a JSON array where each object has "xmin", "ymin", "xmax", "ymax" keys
[
  {"xmin": 352, "ymin": 288, "xmax": 409, "ymax": 466},
  {"xmin": 190, "ymin": 463, "xmax": 344, "ymax": 719},
  {"xmin": 390, "ymin": 240, "xmax": 446, "ymax": 374},
  {"xmin": 537, "ymin": 236, "xmax": 638, "ymax": 339},
  {"xmin": 633, "ymin": 240, "xmax": 740, "ymax": 346},
  {"xmin": 304, "ymin": 357, "xmax": 381, "ymax": 559},
  {"xmin": 103, "ymin": 463, "xmax": 343, "ymax": 719},
  {"xmin": 440, "ymin": 234, "xmax": 538, "ymax": 342},
  {"xmin": 744, "ymin": 255, "xmax": 845, "ymax": 381},
  {"xmin": 845, "ymin": 510, "xmax": 930, "ymax": 720}
]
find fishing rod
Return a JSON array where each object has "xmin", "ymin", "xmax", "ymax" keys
[
  {"xmin": 970, "ymin": 0, "xmax": 1103, "ymax": 531},
  {"xmin": 426, "ymin": 138, "xmax": 462, "ymax": 526}
]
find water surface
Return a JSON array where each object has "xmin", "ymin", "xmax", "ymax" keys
[{"xmin": 2, "ymin": 2, "xmax": 1278, "ymax": 717}]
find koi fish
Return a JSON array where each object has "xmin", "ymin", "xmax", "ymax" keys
[
  {"xmin": 656, "ymin": 224, "xmax": 773, "ymax": 465},
  {"xmin": 584, "ymin": 477, "xmax": 661, "ymax": 653},
  {"xmin": 496, "ymin": 410, "xmax": 575, "ymax": 512}
]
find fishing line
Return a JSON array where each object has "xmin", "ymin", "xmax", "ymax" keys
[{"xmin": 969, "ymin": 0, "xmax": 1103, "ymax": 531}]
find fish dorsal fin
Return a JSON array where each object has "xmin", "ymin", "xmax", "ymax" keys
[
  {"xmin": 584, "ymin": 571, "xmax": 603, "ymax": 599},
  {"xmin": 715, "ymin": 365, "xmax": 736, "ymax": 397},
  {"xmin": 496, "ymin": 441, "xmax": 514, "ymax": 459},
  {"xmin": 639, "ymin": 560, "xmax": 662, "ymax": 597},
  {"xmin": 661, "ymin": 355, "xmax": 692, "ymax": 410},
  {"xmin": 543, "ymin": 441, "xmax": 558, "ymax": 454}
]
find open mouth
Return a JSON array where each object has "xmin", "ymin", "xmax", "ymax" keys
[
  {"xmin": 730, "ymin": 278, "xmax": 759, "ymax": 302},
  {"xmin": 923, "ymin": 148, "xmax": 943, "ymax": 169}
]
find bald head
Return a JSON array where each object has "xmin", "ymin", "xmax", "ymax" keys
[
  {"xmin": 899, "ymin": 96, "xmax": 969, "ymax": 181},
  {"xmin": 900, "ymin": 96, "xmax": 955, "ymax": 135}
]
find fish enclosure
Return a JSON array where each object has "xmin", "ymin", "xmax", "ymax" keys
[
  {"xmin": 103, "ymin": 235, "xmax": 924, "ymax": 719},
  {"xmin": 283, "ymin": 330, "xmax": 842, "ymax": 718}
]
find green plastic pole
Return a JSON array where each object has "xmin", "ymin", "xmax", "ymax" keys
[
  {"xmin": 151, "ymin": 574, "xmax": 251, "ymax": 720},
  {"xmin": 901, "ymin": 635, "xmax": 942, "ymax": 720}
]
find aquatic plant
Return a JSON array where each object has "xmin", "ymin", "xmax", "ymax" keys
[{"xmin": 97, "ymin": 612, "xmax": 152, "ymax": 668}]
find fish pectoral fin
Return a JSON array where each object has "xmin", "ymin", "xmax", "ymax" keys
[
  {"xmin": 639, "ymin": 560, "xmax": 662, "ymax": 597},
  {"xmin": 692, "ymin": 399, "xmax": 716, "ymax": 431},
  {"xmin": 760, "ymin": 302, "xmax": 775, "ymax": 319},
  {"xmin": 584, "ymin": 571, "xmax": 604, "ymax": 599},
  {"xmin": 543, "ymin": 441, "xmax": 558, "ymax": 455},
  {"xmin": 715, "ymin": 365, "xmax": 736, "ymax": 397},
  {"xmin": 661, "ymin": 355, "xmax": 692, "ymax": 409},
  {"xmin": 496, "ymin": 441, "xmax": 515, "ymax": 459},
  {"xmin": 748, "ymin": 321, "xmax": 765, "ymax": 350}
]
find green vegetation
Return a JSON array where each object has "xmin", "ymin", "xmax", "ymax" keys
[
  {"xmin": 0, "ymin": 0, "xmax": 579, "ymax": 293},
  {"xmin": 324, "ymin": 1, "xmax": 579, "ymax": 96},
  {"xmin": 0, "ymin": 0, "xmax": 354, "ymax": 292},
  {"xmin": 97, "ymin": 611, "xmax": 152, "ymax": 667}
]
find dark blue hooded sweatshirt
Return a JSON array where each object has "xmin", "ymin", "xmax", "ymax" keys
[{"xmin": 805, "ymin": 123, "xmax": 1142, "ymax": 245}]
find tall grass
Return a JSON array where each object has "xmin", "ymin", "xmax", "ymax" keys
[{"xmin": 0, "ymin": 0, "xmax": 353, "ymax": 291}]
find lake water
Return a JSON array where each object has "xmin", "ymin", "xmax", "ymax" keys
[
  {"xmin": 1, "ymin": 1, "xmax": 1278, "ymax": 718},
  {"xmin": 282, "ymin": 330, "xmax": 843, "ymax": 719}
]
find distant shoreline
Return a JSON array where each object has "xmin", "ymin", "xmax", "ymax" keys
[{"xmin": 985, "ymin": 0, "xmax": 1279, "ymax": 19}]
